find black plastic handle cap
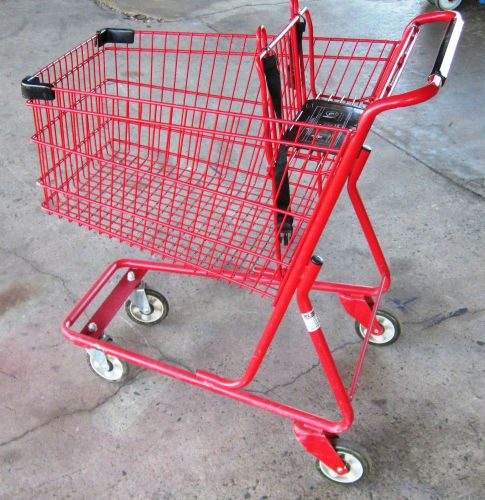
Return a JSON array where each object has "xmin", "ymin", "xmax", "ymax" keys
[
  {"xmin": 97, "ymin": 28, "xmax": 135, "ymax": 47},
  {"xmin": 21, "ymin": 76, "xmax": 55, "ymax": 100},
  {"xmin": 311, "ymin": 255, "xmax": 324, "ymax": 266}
]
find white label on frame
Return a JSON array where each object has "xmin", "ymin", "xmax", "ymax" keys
[{"xmin": 301, "ymin": 310, "xmax": 320, "ymax": 332}]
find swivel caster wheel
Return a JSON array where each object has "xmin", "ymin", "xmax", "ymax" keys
[
  {"xmin": 87, "ymin": 348, "xmax": 128, "ymax": 383},
  {"xmin": 125, "ymin": 288, "xmax": 169, "ymax": 326},
  {"xmin": 355, "ymin": 309, "xmax": 401, "ymax": 346},
  {"xmin": 316, "ymin": 439, "xmax": 371, "ymax": 485},
  {"xmin": 427, "ymin": 0, "xmax": 462, "ymax": 10}
]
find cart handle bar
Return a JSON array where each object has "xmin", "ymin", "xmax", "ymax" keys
[
  {"xmin": 371, "ymin": 10, "xmax": 462, "ymax": 115},
  {"xmin": 412, "ymin": 10, "xmax": 464, "ymax": 83}
]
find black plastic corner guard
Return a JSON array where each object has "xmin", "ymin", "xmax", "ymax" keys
[
  {"xmin": 21, "ymin": 76, "xmax": 55, "ymax": 100},
  {"xmin": 97, "ymin": 28, "xmax": 135, "ymax": 47}
]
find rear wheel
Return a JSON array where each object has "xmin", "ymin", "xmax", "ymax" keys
[
  {"xmin": 432, "ymin": 0, "xmax": 462, "ymax": 9},
  {"xmin": 125, "ymin": 288, "xmax": 169, "ymax": 326},
  {"xmin": 87, "ymin": 352, "xmax": 128, "ymax": 382},
  {"xmin": 316, "ymin": 439, "xmax": 371, "ymax": 485},
  {"xmin": 355, "ymin": 309, "xmax": 401, "ymax": 346}
]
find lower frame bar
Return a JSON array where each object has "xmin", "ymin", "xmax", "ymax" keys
[
  {"xmin": 62, "ymin": 258, "xmax": 353, "ymax": 436},
  {"xmin": 63, "ymin": 328, "xmax": 349, "ymax": 435}
]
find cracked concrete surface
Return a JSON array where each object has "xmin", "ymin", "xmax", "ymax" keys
[
  {"xmin": 1, "ymin": 0, "xmax": 484, "ymax": 498},
  {"xmin": 0, "ymin": 379, "xmax": 129, "ymax": 448}
]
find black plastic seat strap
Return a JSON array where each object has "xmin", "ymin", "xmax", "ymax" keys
[
  {"xmin": 262, "ymin": 55, "xmax": 282, "ymax": 120},
  {"xmin": 274, "ymin": 145, "xmax": 293, "ymax": 245},
  {"xmin": 296, "ymin": 16, "xmax": 306, "ymax": 52},
  {"xmin": 262, "ymin": 54, "xmax": 293, "ymax": 245},
  {"xmin": 264, "ymin": 19, "xmax": 305, "ymax": 245}
]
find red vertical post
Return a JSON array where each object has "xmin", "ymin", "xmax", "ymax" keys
[
  {"xmin": 347, "ymin": 146, "xmax": 391, "ymax": 282},
  {"xmin": 296, "ymin": 256, "xmax": 354, "ymax": 431}
]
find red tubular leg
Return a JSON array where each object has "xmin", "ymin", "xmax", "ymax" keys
[
  {"xmin": 347, "ymin": 146, "xmax": 391, "ymax": 283},
  {"xmin": 331, "ymin": 146, "xmax": 392, "ymax": 336},
  {"xmin": 296, "ymin": 256, "xmax": 353, "ymax": 430},
  {"xmin": 293, "ymin": 256, "xmax": 354, "ymax": 473}
]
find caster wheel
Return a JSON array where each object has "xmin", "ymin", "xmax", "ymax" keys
[
  {"xmin": 87, "ymin": 352, "xmax": 128, "ymax": 382},
  {"xmin": 316, "ymin": 439, "xmax": 371, "ymax": 485},
  {"xmin": 125, "ymin": 288, "xmax": 169, "ymax": 326},
  {"xmin": 436, "ymin": 0, "xmax": 462, "ymax": 9},
  {"xmin": 355, "ymin": 309, "xmax": 401, "ymax": 346}
]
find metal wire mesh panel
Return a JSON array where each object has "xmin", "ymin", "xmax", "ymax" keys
[
  {"xmin": 255, "ymin": 13, "xmax": 398, "ymax": 136},
  {"xmin": 26, "ymin": 23, "xmax": 401, "ymax": 297},
  {"xmin": 307, "ymin": 36, "xmax": 399, "ymax": 104},
  {"xmin": 33, "ymin": 96, "xmax": 342, "ymax": 297}
]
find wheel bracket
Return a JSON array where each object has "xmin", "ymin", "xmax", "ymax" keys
[
  {"xmin": 130, "ymin": 282, "xmax": 152, "ymax": 315},
  {"xmin": 339, "ymin": 294, "xmax": 383, "ymax": 335},
  {"xmin": 86, "ymin": 346, "xmax": 110, "ymax": 372},
  {"xmin": 292, "ymin": 422, "xmax": 347, "ymax": 474}
]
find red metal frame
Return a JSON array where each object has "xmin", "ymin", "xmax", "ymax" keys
[{"xmin": 24, "ymin": 2, "xmax": 461, "ymax": 478}]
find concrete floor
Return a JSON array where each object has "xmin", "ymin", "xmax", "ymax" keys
[{"xmin": 1, "ymin": 0, "xmax": 484, "ymax": 498}]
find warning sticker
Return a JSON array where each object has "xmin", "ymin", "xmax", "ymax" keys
[{"xmin": 301, "ymin": 310, "xmax": 320, "ymax": 332}]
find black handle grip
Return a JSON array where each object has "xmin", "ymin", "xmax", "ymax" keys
[
  {"xmin": 431, "ymin": 14, "xmax": 464, "ymax": 83},
  {"xmin": 21, "ymin": 76, "xmax": 55, "ymax": 100},
  {"xmin": 96, "ymin": 28, "xmax": 135, "ymax": 47}
]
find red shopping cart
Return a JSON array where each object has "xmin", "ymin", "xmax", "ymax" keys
[{"xmin": 21, "ymin": 0, "xmax": 462, "ymax": 484}]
